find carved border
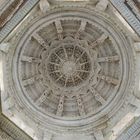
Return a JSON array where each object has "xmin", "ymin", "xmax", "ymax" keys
[
  {"xmin": 0, "ymin": 115, "xmax": 33, "ymax": 140},
  {"xmin": 0, "ymin": 0, "xmax": 39, "ymax": 43},
  {"xmin": 110, "ymin": 0, "xmax": 140, "ymax": 36},
  {"xmin": 117, "ymin": 117, "xmax": 140, "ymax": 140}
]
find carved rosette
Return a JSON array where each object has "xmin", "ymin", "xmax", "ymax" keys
[{"xmin": 5, "ymin": 7, "xmax": 135, "ymax": 134}]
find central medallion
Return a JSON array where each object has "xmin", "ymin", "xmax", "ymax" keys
[
  {"xmin": 62, "ymin": 61, "xmax": 76, "ymax": 76},
  {"xmin": 47, "ymin": 41, "xmax": 91, "ymax": 88}
]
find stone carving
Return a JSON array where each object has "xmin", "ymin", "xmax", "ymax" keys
[
  {"xmin": 97, "ymin": 55, "xmax": 120, "ymax": 63},
  {"xmin": 0, "ymin": 115, "xmax": 33, "ymax": 140},
  {"xmin": 96, "ymin": 0, "xmax": 108, "ymax": 11},
  {"xmin": 36, "ymin": 89, "xmax": 51, "ymax": 106},
  {"xmin": 97, "ymin": 74, "xmax": 119, "ymax": 85},
  {"xmin": 55, "ymin": 20, "xmax": 63, "ymax": 40},
  {"xmin": 32, "ymin": 33, "xmax": 49, "ymax": 49},
  {"xmin": 94, "ymin": 130, "xmax": 105, "ymax": 140},
  {"xmin": 116, "ymin": 117, "xmax": 140, "ymax": 140},
  {"xmin": 75, "ymin": 20, "xmax": 87, "ymax": 39},
  {"xmin": 56, "ymin": 95, "xmax": 65, "ymax": 116},
  {"xmin": 14, "ymin": 13, "xmax": 121, "ymax": 130},
  {"xmin": 39, "ymin": 0, "xmax": 50, "ymax": 13},
  {"xmin": 22, "ymin": 74, "xmax": 42, "ymax": 86},
  {"xmin": 46, "ymin": 37, "xmax": 92, "ymax": 88},
  {"xmin": 89, "ymin": 86, "xmax": 106, "ymax": 105},
  {"xmin": 126, "ymin": 0, "xmax": 140, "ymax": 21},
  {"xmin": 0, "ymin": 43, "xmax": 11, "ymax": 53},
  {"xmin": 134, "ymin": 42, "xmax": 140, "ymax": 52},
  {"xmin": 4, "ymin": 6, "xmax": 135, "ymax": 134},
  {"xmin": 0, "ymin": 0, "xmax": 40, "ymax": 43},
  {"xmin": 21, "ymin": 56, "xmax": 41, "ymax": 63},
  {"xmin": 90, "ymin": 34, "xmax": 108, "ymax": 49},
  {"xmin": 76, "ymin": 95, "xmax": 86, "ymax": 116},
  {"xmin": 110, "ymin": 0, "xmax": 140, "ymax": 36}
]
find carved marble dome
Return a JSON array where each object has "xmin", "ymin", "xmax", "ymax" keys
[{"xmin": 5, "ymin": 6, "xmax": 135, "ymax": 135}]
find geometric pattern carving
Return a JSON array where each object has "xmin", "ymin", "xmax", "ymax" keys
[
  {"xmin": 17, "ymin": 16, "xmax": 121, "ymax": 120},
  {"xmin": 4, "ymin": 6, "xmax": 135, "ymax": 134},
  {"xmin": 116, "ymin": 117, "xmax": 140, "ymax": 140},
  {"xmin": 47, "ymin": 37, "xmax": 91, "ymax": 88},
  {"xmin": 110, "ymin": 0, "xmax": 140, "ymax": 36},
  {"xmin": 0, "ymin": 115, "xmax": 32, "ymax": 140},
  {"xmin": 0, "ymin": 0, "xmax": 40, "ymax": 42}
]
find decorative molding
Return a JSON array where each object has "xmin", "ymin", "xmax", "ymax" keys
[
  {"xmin": 0, "ymin": 0, "xmax": 24, "ymax": 28},
  {"xmin": 110, "ymin": 0, "xmax": 140, "ymax": 36},
  {"xmin": 0, "ymin": 0, "xmax": 39, "ymax": 43},
  {"xmin": 0, "ymin": 128, "xmax": 14, "ymax": 140},
  {"xmin": 116, "ymin": 117, "xmax": 140, "ymax": 140},
  {"xmin": 0, "ymin": 115, "xmax": 33, "ymax": 140},
  {"xmin": 126, "ymin": 0, "xmax": 140, "ymax": 21},
  {"xmin": 134, "ymin": 42, "xmax": 140, "ymax": 52},
  {"xmin": 0, "ymin": 0, "xmax": 14, "ymax": 15}
]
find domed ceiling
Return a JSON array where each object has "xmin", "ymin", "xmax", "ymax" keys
[
  {"xmin": 1, "ymin": 1, "xmax": 140, "ymax": 139},
  {"xmin": 4, "ymin": 6, "xmax": 135, "ymax": 134}
]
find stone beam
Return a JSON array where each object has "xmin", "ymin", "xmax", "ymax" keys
[
  {"xmin": 75, "ymin": 20, "xmax": 87, "ymax": 39},
  {"xmin": 97, "ymin": 74, "xmax": 119, "ymax": 86},
  {"xmin": 55, "ymin": 20, "xmax": 63, "ymax": 40},
  {"xmin": 0, "ymin": 0, "xmax": 40, "ymax": 43},
  {"xmin": 129, "ymin": 96, "xmax": 140, "ymax": 116},
  {"xmin": 97, "ymin": 55, "xmax": 119, "ymax": 63},
  {"xmin": 90, "ymin": 34, "xmax": 108, "ymax": 49},
  {"xmin": 134, "ymin": 42, "xmax": 140, "ymax": 52},
  {"xmin": 110, "ymin": 0, "xmax": 140, "ymax": 36},
  {"xmin": 22, "ymin": 75, "xmax": 42, "ymax": 86},
  {"xmin": 32, "ymin": 33, "xmax": 49, "ymax": 49},
  {"xmin": 90, "ymin": 87, "xmax": 106, "ymax": 105},
  {"xmin": 130, "ymin": 96, "xmax": 140, "ymax": 108},
  {"xmin": 21, "ymin": 56, "xmax": 41, "ymax": 63}
]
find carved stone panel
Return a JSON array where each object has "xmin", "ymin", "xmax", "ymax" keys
[{"xmin": 3, "ymin": 6, "xmax": 135, "ymax": 134}]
